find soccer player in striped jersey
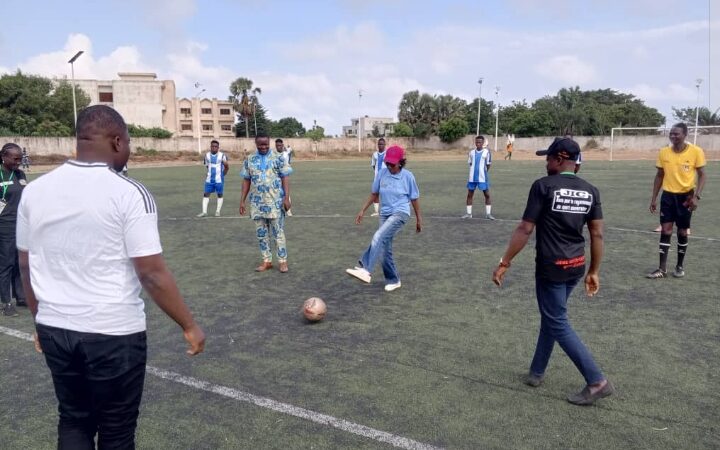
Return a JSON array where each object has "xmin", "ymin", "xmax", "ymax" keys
[
  {"xmin": 197, "ymin": 140, "xmax": 229, "ymax": 217},
  {"xmin": 463, "ymin": 136, "xmax": 495, "ymax": 219},
  {"xmin": 370, "ymin": 138, "xmax": 386, "ymax": 217},
  {"xmin": 276, "ymin": 138, "xmax": 294, "ymax": 216}
]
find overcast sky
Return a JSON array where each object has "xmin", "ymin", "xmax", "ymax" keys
[{"xmin": 0, "ymin": 0, "xmax": 714, "ymax": 134}]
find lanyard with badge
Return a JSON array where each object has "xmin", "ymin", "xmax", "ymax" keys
[{"xmin": 0, "ymin": 169, "xmax": 14, "ymax": 214}]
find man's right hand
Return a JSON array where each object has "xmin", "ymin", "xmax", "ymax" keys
[
  {"xmin": 239, "ymin": 203, "xmax": 246, "ymax": 216},
  {"xmin": 183, "ymin": 324, "xmax": 206, "ymax": 355},
  {"xmin": 649, "ymin": 200, "xmax": 657, "ymax": 214}
]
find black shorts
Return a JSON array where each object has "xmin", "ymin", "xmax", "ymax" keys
[{"xmin": 660, "ymin": 191, "xmax": 692, "ymax": 229}]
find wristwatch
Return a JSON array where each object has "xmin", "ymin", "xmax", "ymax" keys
[{"xmin": 498, "ymin": 258, "xmax": 511, "ymax": 268}]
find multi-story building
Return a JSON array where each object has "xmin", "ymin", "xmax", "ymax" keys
[
  {"xmin": 72, "ymin": 73, "xmax": 235, "ymax": 139},
  {"xmin": 176, "ymin": 97, "xmax": 235, "ymax": 138},
  {"xmin": 343, "ymin": 116, "xmax": 396, "ymax": 137}
]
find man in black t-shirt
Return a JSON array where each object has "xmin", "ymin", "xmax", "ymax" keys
[{"xmin": 492, "ymin": 137, "xmax": 613, "ymax": 406}]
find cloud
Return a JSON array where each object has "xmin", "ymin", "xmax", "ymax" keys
[
  {"xmin": 534, "ymin": 55, "xmax": 598, "ymax": 85},
  {"xmin": 166, "ymin": 41, "xmax": 235, "ymax": 98},
  {"xmin": 15, "ymin": 33, "xmax": 154, "ymax": 80},
  {"xmin": 624, "ymin": 83, "xmax": 696, "ymax": 102},
  {"xmin": 276, "ymin": 22, "xmax": 384, "ymax": 60}
]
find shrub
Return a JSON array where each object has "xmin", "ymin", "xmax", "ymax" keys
[
  {"xmin": 438, "ymin": 117, "xmax": 469, "ymax": 143},
  {"xmin": 127, "ymin": 124, "xmax": 173, "ymax": 139}
]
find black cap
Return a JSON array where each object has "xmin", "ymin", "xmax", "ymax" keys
[{"xmin": 536, "ymin": 137, "xmax": 580, "ymax": 161}]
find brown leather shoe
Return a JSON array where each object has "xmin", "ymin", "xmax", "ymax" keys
[
  {"xmin": 278, "ymin": 261, "xmax": 289, "ymax": 273},
  {"xmin": 255, "ymin": 261, "xmax": 273, "ymax": 272}
]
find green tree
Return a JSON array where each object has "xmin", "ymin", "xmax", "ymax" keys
[
  {"xmin": 127, "ymin": 124, "xmax": 173, "ymax": 138},
  {"xmin": 390, "ymin": 122, "xmax": 413, "ymax": 137},
  {"xmin": 438, "ymin": 117, "xmax": 468, "ymax": 143},
  {"xmin": 672, "ymin": 106, "xmax": 720, "ymax": 126},
  {"xmin": 270, "ymin": 117, "xmax": 306, "ymax": 137},
  {"xmin": 0, "ymin": 71, "xmax": 90, "ymax": 136},
  {"xmin": 234, "ymin": 102, "xmax": 271, "ymax": 138},
  {"xmin": 464, "ymin": 98, "xmax": 495, "ymax": 135},
  {"xmin": 306, "ymin": 125, "xmax": 325, "ymax": 142},
  {"xmin": 229, "ymin": 77, "xmax": 261, "ymax": 138}
]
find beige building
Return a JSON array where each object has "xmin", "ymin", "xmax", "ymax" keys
[
  {"xmin": 343, "ymin": 116, "xmax": 396, "ymax": 137},
  {"xmin": 176, "ymin": 97, "xmax": 235, "ymax": 139},
  {"xmin": 72, "ymin": 73, "xmax": 235, "ymax": 139}
]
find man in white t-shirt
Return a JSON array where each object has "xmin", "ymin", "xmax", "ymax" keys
[{"xmin": 17, "ymin": 105, "xmax": 205, "ymax": 449}]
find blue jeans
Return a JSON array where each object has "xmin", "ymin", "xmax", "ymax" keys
[
  {"xmin": 530, "ymin": 277, "xmax": 604, "ymax": 385},
  {"xmin": 359, "ymin": 212, "xmax": 409, "ymax": 283},
  {"xmin": 37, "ymin": 324, "xmax": 147, "ymax": 450}
]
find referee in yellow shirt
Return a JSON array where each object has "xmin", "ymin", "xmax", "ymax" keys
[{"xmin": 647, "ymin": 123, "xmax": 706, "ymax": 278}]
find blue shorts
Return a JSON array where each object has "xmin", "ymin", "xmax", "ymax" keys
[
  {"xmin": 467, "ymin": 181, "xmax": 490, "ymax": 191},
  {"xmin": 204, "ymin": 181, "xmax": 224, "ymax": 195}
]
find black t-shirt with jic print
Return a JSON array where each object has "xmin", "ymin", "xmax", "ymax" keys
[{"xmin": 522, "ymin": 173, "xmax": 602, "ymax": 282}]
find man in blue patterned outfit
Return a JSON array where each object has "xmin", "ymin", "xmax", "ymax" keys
[{"xmin": 239, "ymin": 134, "xmax": 293, "ymax": 273}]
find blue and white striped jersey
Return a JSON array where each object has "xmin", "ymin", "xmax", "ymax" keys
[
  {"xmin": 371, "ymin": 151, "xmax": 386, "ymax": 177},
  {"xmin": 204, "ymin": 151, "xmax": 227, "ymax": 183},
  {"xmin": 467, "ymin": 148, "xmax": 492, "ymax": 183}
]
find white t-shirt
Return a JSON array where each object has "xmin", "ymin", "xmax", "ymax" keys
[{"xmin": 16, "ymin": 161, "xmax": 162, "ymax": 335}]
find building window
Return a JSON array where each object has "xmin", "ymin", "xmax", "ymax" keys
[
  {"xmin": 181, "ymin": 124, "xmax": 192, "ymax": 131},
  {"xmin": 202, "ymin": 108, "xmax": 212, "ymax": 114},
  {"xmin": 180, "ymin": 108, "xmax": 192, "ymax": 115},
  {"xmin": 220, "ymin": 108, "xmax": 231, "ymax": 115},
  {"xmin": 202, "ymin": 124, "xmax": 213, "ymax": 131},
  {"xmin": 221, "ymin": 124, "xmax": 232, "ymax": 131},
  {"xmin": 99, "ymin": 92, "xmax": 114, "ymax": 103}
]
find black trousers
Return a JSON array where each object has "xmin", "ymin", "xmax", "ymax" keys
[
  {"xmin": 0, "ymin": 233, "xmax": 24, "ymax": 303},
  {"xmin": 36, "ymin": 324, "xmax": 147, "ymax": 450}
]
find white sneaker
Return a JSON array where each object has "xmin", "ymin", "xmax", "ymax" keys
[
  {"xmin": 214, "ymin": 211, "xmax": 221, "ymax": 217},
  {"xmin": 384, "ymin": 281, "xmax": 402, "ymax": 292},
  {"xmin": 286, "ymin": 210, "xmax": 293, "ymax": 217},
  {"xmin": 370, "ymin": 212, "xmax": 379, "ymax": 217},
  {"xmin": 461, "ymin": 213, "xmax": 472, "ymax": 219},
  {"xmin": 346, "ymin": 267, "xmax": 371, "ymax": 283},
  {"xmin": 486, "ymin": 214, "xmax": 496, "ymax": 220},
  {"xmin": 197, "ymin": 212, "xmax": 208, "ymax": 217}
]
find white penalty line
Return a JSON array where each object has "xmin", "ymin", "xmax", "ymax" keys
[{"xmin": 0, "ymin": 325, "xmax": 442, "ymax": 450}]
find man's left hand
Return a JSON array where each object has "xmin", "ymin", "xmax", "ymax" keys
[
  {"xmin": 492, "ymin": 266, "xmax": 508, "ymax": 287},
  {"xmin": 283, "ymin": 198, "xmax": 291, "ymax": 212},
  {"xmin": 585, "ymin": 272, "xmax": 600, "ymax": 297}
]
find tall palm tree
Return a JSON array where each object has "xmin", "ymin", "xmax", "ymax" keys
[{"xmin": 229, "ymin": 77, "xmax": 262, "ymax": 138}]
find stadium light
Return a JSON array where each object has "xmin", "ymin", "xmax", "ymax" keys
[
  {"xmin": 476, "ymin": 78, "xmax": 483, "ymax": 135},
  {"xmin": 68, "ymin": 50, "xmax": 84, "ymax": 132},
  {"xmin": 494, "ymin": 86, "xmax": 500, "ymax": 152},
  {"xmin": 195, "ymin": 85, "xmax": 206, "ymax": 154},
  {"xmin": 694, "ymin": 78, "xmax": 703, "ymax": 144}
]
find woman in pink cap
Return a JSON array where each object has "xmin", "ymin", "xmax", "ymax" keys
[{"xmin": 346, "ymin": 145, "xmax": 422, "ymax": 291}]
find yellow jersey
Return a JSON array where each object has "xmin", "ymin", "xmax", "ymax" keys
[{"xmin": 656, "ymin": 143, "xmax": 706, "ymax": 194}]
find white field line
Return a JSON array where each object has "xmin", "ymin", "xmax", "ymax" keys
[
  {"xmin": 168, "ymin": 215, "xmax": 720, "ymax": 241},
  {"xmin": 0, "ymin": 325, "xmax": 442, "ymax": 450}
]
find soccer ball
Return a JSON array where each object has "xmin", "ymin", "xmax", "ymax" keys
[{"xmin": 303, "ymin": 297, "xmax": 327, "ymax": 322}]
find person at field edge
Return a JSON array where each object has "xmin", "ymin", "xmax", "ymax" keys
[
  {"xmin": 0, "ymin": 143, "xmax": 28, "ymax": 317},
  {"xmin": 239, "ymin": 134, "xmax": 293, "ymax": 273},
  {"xmin": 462, "ymin": 135, "xmax": 495, "ymax": 219},
  {"xmin": 370, "ymin": 137, "xmax": 387, "ymax": 217},
  {"xmin": 276, "ymin": 138, "xmax": 294, "ymax": 216},
  {"xmin": 504, "ymin": 141, "xmax": 513, "ymax": 160},
  {"xmin": 18, "ymin": 105, "xmax": 205, "ymax": 449},
  {"xmin": 492, "ymin": 137, "xmax": 613, "ymax": 406},
  {"xmin": 346, "ymin": 145, "xmax": 422, "ymax": 292},
  {"xmin": 21, "ymin": 148, "xmax": 30, "ymax": 171},
  {"xmin": 563, "ymin": 130, "xmax": 583, "ymax": 174},
  {"xmin": 646, "ymin": 122, "xmax": 706, "ymax": 279},
  {"xmin": 198, "ymin": 140, "xmax": 229, "ymax": 217}
]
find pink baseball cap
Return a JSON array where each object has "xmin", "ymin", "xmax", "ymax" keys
[{"xmin": 384, "ymin": 145, "xmax": 405, "ymax": 165}]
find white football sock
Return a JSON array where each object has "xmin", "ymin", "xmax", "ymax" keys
[
  {"xmin": 202, "ymin": 197, "xmax": 209, "ymax": 214},
  {"xmin": 216, "ymin": 198, "xmax": 224, "ymax": 214},
  {"xmin": 486, "ymin": 205, "xmax": 492, "ymax": 215},
  {"xmin": 373, "ymin": 203, "xmax": 379, "ymax": 213},
  {"xmin": 466, "ymin": 205, "xmax": 472, "ymax": 215}
]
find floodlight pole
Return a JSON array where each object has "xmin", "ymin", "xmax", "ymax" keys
[
  {"xmin": 476, "ymin": 78, "xmax": 483, "ymax": 135},
  {"xmin": 694, "ymin": 78, "xmax": 703, "ymax": 144},
  {"xmin": 68, "ymin": 51, "xmax": 84, "ymax": 133},
  {"xmin": 195, "ymin": 85, "xmax": 206, "ymax": 154},
  {"xmin": 493, "ymin": 86, "xmax": 500, "ymax": 152},
  {"xmin": 357, "ymin": 89, "xmax": 363, "ymax": 152}
]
